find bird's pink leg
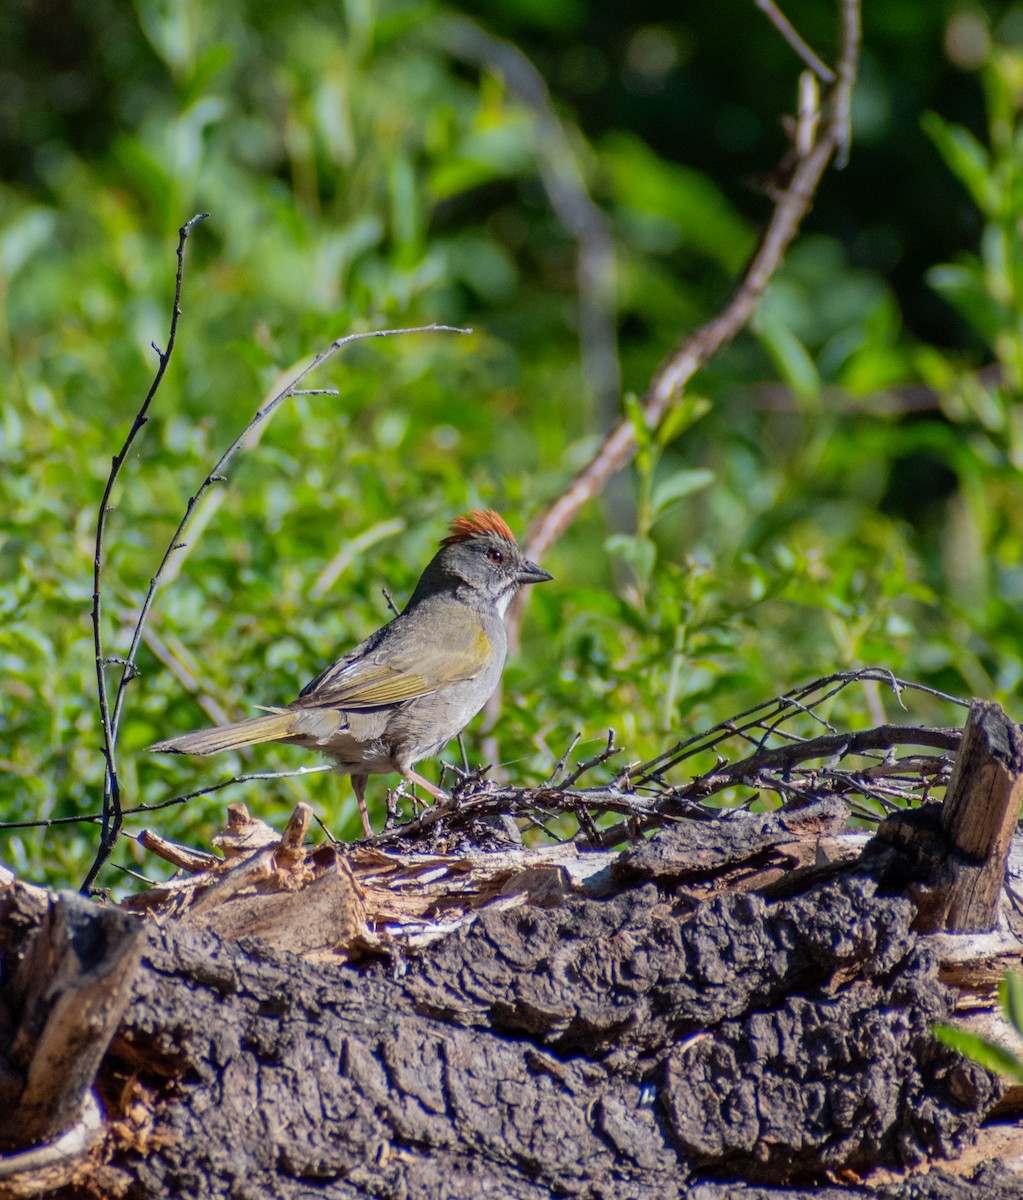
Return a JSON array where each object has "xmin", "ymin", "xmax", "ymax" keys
[
  {"xmin": 351, "ymin": 774, "xmax": 373, "ymax": 837},
  {"xmin": 402, "ymin": 769, "xmax": 448, "ymax": 802}
]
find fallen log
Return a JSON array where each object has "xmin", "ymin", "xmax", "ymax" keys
[{"xmin": 0, "ymin": 702, "xmax": 1021, "ymax": 1199}]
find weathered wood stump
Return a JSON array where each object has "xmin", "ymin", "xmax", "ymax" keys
[{"xmin": 1, "ymin": 702, "xmax": 1022, "ymax": 1199}]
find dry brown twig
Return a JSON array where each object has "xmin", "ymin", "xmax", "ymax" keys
[
  {"xmin": 506, "ymin": 0, "xmax": 862, "ymax": 646},
  {"xmin": 91, "ymin": 214, "xmax": 208, "ymax": 895},
  {"xmin": 362, "ymin": 669, "xmax": 964, "ymax": 850}
]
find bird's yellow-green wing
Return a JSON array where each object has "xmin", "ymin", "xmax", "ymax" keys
[{"xmin": 294, "ymin": 615, "xmax": 493, "ymax": 710}]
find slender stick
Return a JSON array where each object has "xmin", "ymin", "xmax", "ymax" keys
[
  {"xmin": 754, "ymin": 0, "xmax": 836, "ymax": 83},
  {"xmin": 2, "ymin": 767, "xmax": 332, "ymax": 832},
  {"xmin": 513, "ymin": 0, "xmax": 862, "ymax": 611},
  {"xmin": 87, "ymin": 214, "xmax": 209, "ymax": 894}
]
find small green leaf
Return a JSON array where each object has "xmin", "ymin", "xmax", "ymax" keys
[
  {"xmin": 922, "ymin": 112, "xmax": 999, "ymax": 216},
  {"xmin": 654, "ymin": 395, "xmax": 712, "ymax": 448},
  {"xmin": 925, "ymin": 261, "xmax": 1006, "ymax": 348},
  {"xmin": 753, "ymin": 310, "xmax": 820, "ymax": 403},
  {"xmin": 623, "ymin": 391, "xmax": 652, "ymax": 452},
  {"xmin": 605, "ymin": 533, "xmax": 656, "ymax": 584},
  {"xmin": 603, "ymin": 131, "xmax": 755, "ymax": 272},
  {"xmin": 933, "ymin": 1022, "xmax": 1023, "ymax": 1081},
  {"xmin": 1001, "ymin": 973, "xmax": 1023, "ymax": 1037},
  {"xmin": 651, "ymin": 468, "xmax": 715, "ymax": 516},
  {"xmin": 389, "ymin": 153, "xmax": 421, "ymax": 252}
]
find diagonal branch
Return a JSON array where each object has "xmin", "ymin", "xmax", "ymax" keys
[
  {"xmin": 754, "ymin": 0, "xmax": 836, "ymax": 83},
  {"xmin": 438, "ymin": 17, "xmax": 620, "ymax": 429},
  {"xmin": 516, "ymin": 0, "xmax": 861, "ymax": 593},
  {"xmin": 106, "ymin": 323, "xmax": 470, "ymax": 751}
]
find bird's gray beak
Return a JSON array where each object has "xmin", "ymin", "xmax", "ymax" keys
[{"xmin": 517, "ymin": 559, "xmax": 554, "ymax": 585}]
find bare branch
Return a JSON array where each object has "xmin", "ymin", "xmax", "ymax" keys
[
  {"xmin": 561, "ymin": 730, "xmax": 620, "ymax": 788},
  {"xmin": 754, "ymin": 0, "xmax": 836, "ymax": 83},
  {"xmin": 357, "ymin": 671, "xmax": 961, "ymax": 850},
  {"xmin": 634, "ymin": 668, "xmax": 963, "ymax": 784},
  {"xmin": 1, "ymin": 767, "xmax": 333, "ymax": 832},
  {"xmin": 516, "ymin": 0, "xmax": 862, "ymax": 589},
  {"xmin": 88, "ymin": 213, "xmax": 208, "ymax": 895},
  {"xmin": 109, "ymin": 322, "xmax": 470, "ymax": 748},
  {"xmin": 439, "ymin": 17, "xmax": 621, "ymax": 430},
  {"xmin": 545, "ymin": 732, "xmax": 582, "ymax": 786}
]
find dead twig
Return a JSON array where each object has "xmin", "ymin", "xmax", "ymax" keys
[
  {"xmin": 364, "ymin": 669, "xmax": 962, "ymax": 850},
  {"xmin": 634, "ymin": 669, "xmax": 964, "ymax": 784},
  {"xmin": 89, "ymin": 213, "xmax": 208, "ymax": 895},
  {"xmin": 509, "ymin": 0, "xmax": 862, "ymax": 647},
  {"xmin": 546, "ymin": 733, "xmax": 582, "ymax": 786},
  {"xmin": 1, "ymin": 767, "xmax": 333, "ymax": 832},
  {"xmin": 754, "ymin": 0, "xmax": 836, "ymax": 83},
  {"xmin": 561, "ymin": 730, "xmax": 620, "ymax": 788}
]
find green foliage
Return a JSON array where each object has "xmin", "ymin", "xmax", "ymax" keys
[
  {"xmin": 934, "ymin": 973, "xmax": 1023, "ymax": 1083},
  {"xmin": 2, "ymin": 4, "xmax": 1022, "ymax": 889}
]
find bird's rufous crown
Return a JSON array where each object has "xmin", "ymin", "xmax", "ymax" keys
[{"xmin": 440, "ymin": 508, "xmax": 516, "ymax": 546}]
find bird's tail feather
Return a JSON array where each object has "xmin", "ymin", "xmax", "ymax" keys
[{"xmin": 148, "ymin": 712, "xmax": 297, "ymax": 755}]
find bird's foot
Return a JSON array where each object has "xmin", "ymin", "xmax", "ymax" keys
[{"xmin": 402, "ymin": 768, "xmax": 448, "ymax": 803}]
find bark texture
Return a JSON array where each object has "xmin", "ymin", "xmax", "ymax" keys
[{"xmin": 0, "ymin": 707, "xmax": 1021, "ymax": 1199}]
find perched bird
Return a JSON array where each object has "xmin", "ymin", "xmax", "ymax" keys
[{"xmin": 149, "ymin": 509, "xmax": 553, "ymax": 835}]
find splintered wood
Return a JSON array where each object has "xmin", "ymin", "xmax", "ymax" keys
[
  {"xmin": 123, "ymin": 800, "xmax": 623, "ymax": 959},
  {"xmin": 940, "ymin": 701, "xmax": 1023, "ymax": 932}
]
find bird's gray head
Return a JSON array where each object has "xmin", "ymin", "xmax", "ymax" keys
[{"xmin": 408, "ymin": 509, "xmax": 553, "ymax": 617}]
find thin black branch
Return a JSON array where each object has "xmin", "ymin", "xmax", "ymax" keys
[
  {"xmin": 586, "ymin": 724, "xmax": 961, "ymax": 850},
  {"xmin": 349, "ymin": 663, "xmax": 964, "ymax": 850},
  {"xmin": 359, "ymin": 717, "xmax": 960, "ymax": 851},
  {"xmin": 561, "ymin": 730, "xmax": 620, "ymax": 788},
  {"xmin": 634, "ymin": 669, "xmax": 965, "ymax": 785},
  {"xmin": 546, "ymin": 732, "xmax": 582, "ymax": 785},
  {"xmin": 2, "ymin": 767, "xmax": 333, "ymax": 832},
  {"xmin": 87, "ymin": 213, "xmax": 209, "ymax": 895},
  {"xmin": 366, "ymin": 783, "xmax": 663, "ymax": 846}
]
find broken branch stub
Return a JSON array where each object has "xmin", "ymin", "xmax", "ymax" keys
[
  {"xmin": 1, "ymin": 894, "xmax": 143, "ymax": 1151},
  {"xmin": 939, "ymin": 700, "xmax": 1023, "ymax": 933}
]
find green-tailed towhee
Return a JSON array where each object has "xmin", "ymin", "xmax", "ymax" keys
[{"xmin": 149, "ymin": 509, "xmax": 553, "ymax": 835}]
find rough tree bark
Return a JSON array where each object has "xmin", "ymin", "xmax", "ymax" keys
[{"xmin": 1, "ymin": 703, "xmax": 1022, "ymax": 1200}]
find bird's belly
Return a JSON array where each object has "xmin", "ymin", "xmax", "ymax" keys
[
  {"xmin": 283, "ymin": 708, "xmax": 398, "ymax": 774},
  {"xmin": 384, "ymin": 690, "xmax": 493, "ymax": 771}
]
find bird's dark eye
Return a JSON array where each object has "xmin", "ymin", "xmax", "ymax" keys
[{"xmin": 487, "ymin": 547, "xmax": 504, "ymax": 564}]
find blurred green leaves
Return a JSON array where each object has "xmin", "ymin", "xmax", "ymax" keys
[{"xmin": 3, "ymin": 4, "xmax": 1023, "ymax": 889}]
